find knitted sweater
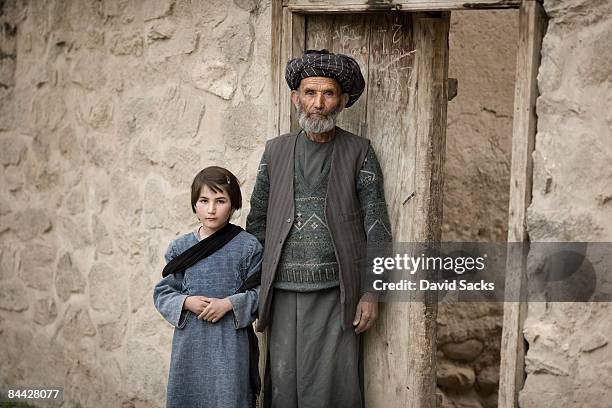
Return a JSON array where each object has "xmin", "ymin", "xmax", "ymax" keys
[
  {"xmin": 274, "ymin": 134, "xmax": 339, "ymax": 291},
  {"xmin": 247, "ymin": 133, "xmax": 392, "ymax": 292}
]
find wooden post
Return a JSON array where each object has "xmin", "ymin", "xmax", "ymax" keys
[
  {"xmin": 498, "ymin": 1, "xmax": 546, "ymax": 407},
  {"xmin": 363, "ymin": 12, "xmax": 449, "ymax": 408},
  {"xmin": 279, "ymin": 9, "xmax": 305, "ymax": 134},
  {"xmin": 269, "ymin": 0, "xmax": 284, "ymax": 139}
]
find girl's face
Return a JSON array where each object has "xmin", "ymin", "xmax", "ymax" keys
[{"xmin": 195, "ymin": 185, "xmax": 233, "ymax": 237}]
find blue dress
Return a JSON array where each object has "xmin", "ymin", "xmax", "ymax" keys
[{"xmin": 153, "ymin": 230, "xmax": 262, "ymax": 408}]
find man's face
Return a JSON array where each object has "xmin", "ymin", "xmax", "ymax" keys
[{"xmin": 292, "ymin": 76, "xmax": 349, "ymax": 134}]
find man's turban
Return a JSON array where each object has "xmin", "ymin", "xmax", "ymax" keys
[{"xmin": 285, "ymin": 49, "xmax": 365, "ymax": 108}]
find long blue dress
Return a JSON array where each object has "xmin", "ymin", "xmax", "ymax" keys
[{"xmin": 153, "ymin": 230, "xmax": 262, "ymax": 408}]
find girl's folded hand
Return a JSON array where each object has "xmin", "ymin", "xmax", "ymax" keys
[
  {"xmin": 198, "ymin": 297, "xmax": 233, "ymax": 323},
  {"xmin": 183, "ymin": 296, "xmax": 210, "ymax": 315}
]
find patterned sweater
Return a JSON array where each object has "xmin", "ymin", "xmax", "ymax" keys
[{"xmin": 247, "ymin": 134, "xmax": 392, "ymax": 292}]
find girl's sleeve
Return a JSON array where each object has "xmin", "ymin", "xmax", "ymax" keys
[
  {"xmin": 153, "ymin": 241, "xmax": 189, "ymax": 329},
  {"xmin": 228, "ymin": 239, "xmax": 262, "ymax": 330}
]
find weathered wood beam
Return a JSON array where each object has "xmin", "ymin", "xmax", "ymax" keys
[
  {"xmin": 498, "ymin": 1, "xmax": 547, "ymax": 407},
  {"xmin": 363, "ymin": 11, "xmax": 449, "ymax": 408},
  {"xmin": 270, "ymin": 0, "xmax": 283, "ymax": 138},
  {"xmin": 283, "ymin": 0, "xmax": 522, "ymax": 13},
  {"xmin": 279, "ymin": 9, "xmax": 305, "ymax": 134}
]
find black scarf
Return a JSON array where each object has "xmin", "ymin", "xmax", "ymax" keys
[
  {"xmin": 238, "ymin": 268, "xmax": 262, "ymax": 397},
  {"xmin": 161, "ymin": 222, "xmax": 262, "ymax": 396},
  {"xmin": 162, "ymin": 223, "xmax": 244, "ymax": 277}
]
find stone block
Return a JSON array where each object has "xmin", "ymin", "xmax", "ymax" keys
[
  {"xmin": 31, "ymin": 90, "xmax": 66, "ymax": 131},
  {"xmin": 129, "ymin": 265, "xmax": 152, "ymax": 313},
  {"xmin": 125, "ymin": 340, "xmax": 167, "ymax": 402},
  {"xmin": 87, "ymin": 98, "xmax": 114, "ymax": 129},
  {"xmin": 218, "ymin": 24, "xmax": 253, "ymax": 64},
  {"xmin": 4, "ymin": 165, "xmax": 23, "ymax": 192},
  {"xmin": 191, "ymin": 0, "xmax": 228, "ymax": 28},
  {"xmin": 241, "ymin": 62, "xmax": 267, "ymax": 100},
  {"xmin": 88, "ymin": 262, "xmax": 127, "ymax": 318},
  {"xmin": 146, "ymin": 19, "xmax": 176, "ymax": 42},
  {"xmin": 577, "ymin": 28, "xmax": 612, "ymax": 86},
  {"xmin": 90, "ymin": 169, "xmax": 111, "ymax": 210},
  {"xmin": 55, "ymin": 253, "xmax": 85, "ymax": 302},
  {"xmin": 234, "ymin": 0, "xmax": 258, "ymax": 12},
  {"xmin": 441, "ymin": 338, "xmax": 484, "ymax": 361},
  {"xmin": 56, "ymin": 214, "xmax": 92, "ymax": 249},
  {"xmin": 59, "ymin": 303, "xmax": 96, "ymax": 341},
  {"xmin": 92, "ymin": 215, "xmax": 113, "ymax": 255},
  {"xmin": 33, "ymin": 296, "xmax": 58, "ymax": 325},
  {"xmin": 143, "ymin": 177, "xmax": 171, "ymax": 229},
  {"xmin": 0, "ymin": 134, "xmax": 27, "ymax": 166},
  {"xmin": 111, "ymin": 173, "xmax": 142, "ymax": 227},
  {"xmin": 142, "ymin": 0, "xmax": 175, "ymax": 21},
  {"xmin": 0, "ymin": 196, "xmax": 11, "ymax": 216},
  {"xmin": 0, "ymin": 244, "xmax": 16, "ymax": 280},
  {"xmin": 157, "ymin": 84, "xmax": 207, "ymax": 140},
  {"xmin": 579, "ymin": 332, "xmax": 608, "ymax": 353},
  {"xmin": 64, "ymin": 187, "xmax": 86, "ymax": 216},
  {"xmin": 145, "ymin": 17, "xmax": 198, "ymax": 58},
  {"xmin": 83, "ymin": 30, "xmax": 105, "ymax": 49},
  {"xmin": 0, "ymin": 88, "xmax": 14, "ymax": 131},
  {"xmin": 98, "ymin": 319, "xmax": 127, "ymax": 351},
  {"xmin": 0, "ymin": 57, "xmax": 16, "ymax": 88},
  {"xmin": 476, "ymin": 366, "xmax": 499, "ymax": 395},
  {"xmin": 437, "ymin": 360, "xmax": 476, "ymax": 391},
  {"xmin": 58, "ymin": 126, "xmax": 81, "ymax": 160},
  {"xmin": 524, "ymin": 352, "xmax": 570, "ymax": 376},
  {"xmin": 0, "ymin": 280, "xmax": 29, "ymax": 311},
  {"xmin": 110, "ymin": 32, "xmax": 144, "ymax": 57},
  {"xmin": 132, "ymin": 306, "xmax": 167, "ymax": 338},
  {"xmin": 192, "ymin": 60, "xmax": 237, "ymax": 100},
  {"xmin": 19, "ymin": 240, "xmax": 57, "ymax": 290}
]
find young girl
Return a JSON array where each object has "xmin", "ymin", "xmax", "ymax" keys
[{"xmin": 153, "ymin": 166, "xmax": 262, "ymax": 408}]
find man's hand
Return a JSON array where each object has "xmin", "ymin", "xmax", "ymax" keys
[
  {"xmin": 183, "ymin": 296, "xmax": 210, "ymax": 315},
  {"xmin": 198, "ymin": 297, "xmax": 233, "ymax": 323},
  {"xmin": 353, "ymin": 292, "xmax": 378, "ymax": 334}
]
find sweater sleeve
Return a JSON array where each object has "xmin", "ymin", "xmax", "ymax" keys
[
  {"xmin": 152, "ymin": 241, "xmax": 190, "ymax": 329},
  {"xmin": 246, "ymin": 149, "xmax": 270, "ymax": 246},
  {"xmin": 358, "ymin": 145, "xmax": 392, "ymax": 295},
  {"xmin": 357, "ymin": 144, "xmax": 392, "ymax": 243}
]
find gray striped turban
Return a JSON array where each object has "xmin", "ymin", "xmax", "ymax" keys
[{"xmin": 285, "ymin": 49, "xmax": 365, "ymax": 108}]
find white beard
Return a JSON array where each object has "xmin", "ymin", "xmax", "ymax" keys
[{"xmin": 296, "ymin": 102, "xmax": 340, "ymax": 134}]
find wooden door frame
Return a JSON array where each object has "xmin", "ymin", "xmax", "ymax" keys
[{"xmin": 268, "ymin": 1, "xmax": 546, "ymax": 407}]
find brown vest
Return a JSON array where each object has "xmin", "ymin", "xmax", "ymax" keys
[{"xmin": 256, "ymin": 127, "xmax": 369, "ymax": 330}]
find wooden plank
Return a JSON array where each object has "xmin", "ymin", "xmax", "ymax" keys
[
  {"xmin": 263, "ymin": 2, "xmax": 283, "ymax": 399},
  {"xmin": 498, "ymin": 1, "xmax": 546, "ymax": 407},
  {"xmin": 279, "ymin": 9, "xmax": 306, "ymax": 134},
  {"xmin": 363, "ymin": 11, "xmax": 449, "ymax": 408},
  {"xmin": 362, "ymin": 12, "xmax": 416, "ymax": 408},
  {"xmin": 305, "ymin": 13, "xmax": 370, "ymax": 136},
  {"xmin": 284, "ymin": 0, "xmax": 521, "ymax": 13},
  {"xmin": 269, "ymin": 0, "xmax": 283, "ymax": 138}
]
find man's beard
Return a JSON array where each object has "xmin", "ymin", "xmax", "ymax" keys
[{"xmin": 296, "ymin": 102, "xmax": 340, "ymax": 134}]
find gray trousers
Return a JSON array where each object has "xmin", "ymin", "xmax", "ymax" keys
[{"xmin": 268, "ymin": 288, "xmax": 362, "ymax": 408}]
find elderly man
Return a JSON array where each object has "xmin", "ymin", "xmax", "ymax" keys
[{"xmin": 246, "ymin": 49, "xmax": 391, "ymax": 408}]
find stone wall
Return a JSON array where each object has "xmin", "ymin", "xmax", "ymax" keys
[
  {"xmin": 1, "ymin": 0, "xmax": 610, "ymax": 407},
  {"xmin": 0, "ymin": 1, "xmax": 271, "ymax": 406},
  {"xmin": 438, "ymin": 9, "xmax": 518, "ymax": 408},
  {"xmin": 520, "ymin": 0, "xmax": 612, "ymax": 407}
]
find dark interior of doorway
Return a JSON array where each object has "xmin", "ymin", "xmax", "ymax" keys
[{"xmin": 438, "ymin": 9, "xmax": 519, "ymax": 408}]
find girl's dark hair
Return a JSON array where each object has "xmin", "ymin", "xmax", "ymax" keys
[{"xmin": 191, "ymin": 166, "xmax": 242, "ymax": 213}]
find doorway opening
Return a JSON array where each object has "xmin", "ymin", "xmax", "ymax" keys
[{"xmin": 439, "ymin": 9, "xmax": 519, "ymax": 408}]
